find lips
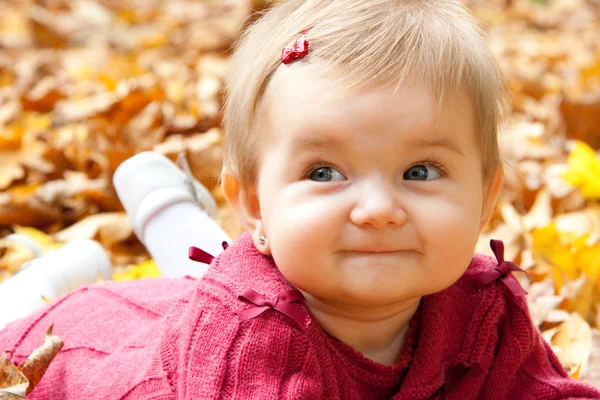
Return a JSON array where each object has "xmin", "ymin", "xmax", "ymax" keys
[{"xmin": 346, "ymin": 248, "xmax": 410, "ymax": 254}]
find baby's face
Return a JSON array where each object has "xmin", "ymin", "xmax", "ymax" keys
[{"xmin": 254, "ymin": 64, "xmax": 489, "ymax": 307}]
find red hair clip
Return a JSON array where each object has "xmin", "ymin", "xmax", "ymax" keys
[{"xmin": 281, "ymin": 28, "xmax": 311, "ymax": 64}]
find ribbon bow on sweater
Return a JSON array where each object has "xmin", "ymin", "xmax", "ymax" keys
[
  {"xmin": 281, "ymin": 29, "xmax": 311, "ymax": 64},
  {"xmin": 188, "ymin": 241, "xmax": 229, "ymax": 264},
  {"xmin": 238, "ymin": 289, "xmax": 307, "ymax": 327},
  {"xmin": 473, "ymin": 239, "xmax": 528, "ymax": 296}
]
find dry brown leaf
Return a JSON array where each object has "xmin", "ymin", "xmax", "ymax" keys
[
  {"xmin": 154, "ymin": 128, "xmax": 223, "ymax": 190},
  {"xmin": 547, "ymin": 312, "xmax": 593, "ymax": 374},
  {"xmin": 581, "ymin": 329, "xmax": 600, "ymax": 388},
  {"xmin": 522, "ymin": 188, "xmax": 553, "ymax": 231},
  {"xmin": 53, "ymin": 212, "xmax": 133, "ymax": 247},
  {"xmin": 0, "ymin": 191, "xmax": 60, "ymax": 227},
  {"xmin": 0, "ymin": 353, "xmax": 27, "ymax": 399},
  {"xmin": 33, "ymin": 171, "xmax": 106, "ymax": 205},
  {"xmin": 554, "ymin": 206, "xmax": 600, "ymax": 243},
  {"xmin": 0, "ymin": 240, "xmax": 36, "ymax": 276},
  {"xmin": 123, "ymin": 101, "xmax": 166, "ymax": 151},
  {"xmin": 561, "ymin": 93, "xmax": 600, "ymax": 149},
  {"xmin": 0, "ymin": 325, "xmax": 63, "ymax": 398},
  {"xmin": 527, "ymin": 278, "xmax": 569, "ymax": 327},
  {"xmin": 20, "ymin": 325, "xmax": 64, "ymax": 395},
  {"xmin": 499, "ymin": 121, "xmax": 562, "ymax": 161}
]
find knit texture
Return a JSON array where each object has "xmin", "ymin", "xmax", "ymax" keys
[{"xmin": 1, "ymin": 233, "xmax": 599, "ymax": 399}]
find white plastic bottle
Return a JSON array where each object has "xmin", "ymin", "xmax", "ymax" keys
[
  {"xmin": 0, "ymin": 239, "xmax": 113, "ymax": 330},
  {"xmin": 113, "ymin": 152, "xmax": 231, "ymax": 278}
]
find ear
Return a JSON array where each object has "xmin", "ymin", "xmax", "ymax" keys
[
  {"xmin": 222, "ymin": 171, "xmax": 271, "ymax": 255},
  {"xmin": 479, "ymin": 166, "xmax": 504, "ymax": 231}
]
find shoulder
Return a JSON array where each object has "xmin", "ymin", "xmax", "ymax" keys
[
  {"xmin": 447, "ymin": 252, "xmax": 530, "ymax": 314},
  {"xmin": 159, "ymin": 236, "xmax": 313, "ymax": 397},
  {"xmin": 419, "ymin": 252, "xmax": 533, "ymax": 364},
  {"xmin": 430, "ymin": 252, "xmax": 518, "ymax": 317}
]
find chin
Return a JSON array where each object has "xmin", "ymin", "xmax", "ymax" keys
[{"xmin": 338, "ymin": 285, "xmax": 419, "ymax": 307}]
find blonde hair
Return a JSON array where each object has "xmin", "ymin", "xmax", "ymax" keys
[{"xmin": 223, "ymin": 0, "xmax": 507, "ymax": 185}]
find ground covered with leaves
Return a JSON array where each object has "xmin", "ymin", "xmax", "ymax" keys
[{"xmin": 0, "ymin": 0, "xmax": 599, "ymax": 390}]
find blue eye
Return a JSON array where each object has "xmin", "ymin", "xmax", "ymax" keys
[
  {"xmin": 309, "ymin": 167, "xmax": 345, "ymax": 182},
  {"xmin": 403, "ymin": 164, "xmax": 441, "ymax": 181}
]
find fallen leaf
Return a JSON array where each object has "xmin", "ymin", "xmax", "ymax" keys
[
  {"xmin": 20, "ymin": 325, "xmax": 63, "ymax": 395},
  {"xmin": 0, "ymin": 353, "xmax": 28, "ymax": 399},
  {"xmin": 549, "ymin": 312, "xmax": 593, "ymax": 376},
  {"xmin": 112, "ymin": 259, "xmax": 161, "ymax": 281},
  {"xmin": 580, "ymin": 329, "xmax": 600, "ymax": 388},
  {"xmin": 53, "ymin": 212, "xmax": 133, "ymax": 248},
  {"xmin": 560, "ymin": 94, "xmax": 600, "ymax": 150},
  {"xmin": 562, "ymin": 141, "xmax": 600, "ymax": 200},
  {"xmin": 0, "ymin": 325, "xmax": 63, "ymax": 398},
  {"xmin": 11, "ymin": 227, "xmax": 62, "ymax": 255},
  {"xmin": 527, "ymin": 278, "xmax": 569, "ymax": 326}
]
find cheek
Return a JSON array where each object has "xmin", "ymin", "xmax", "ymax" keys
[
  {"xmin": 414, "ymin": 191, "xmax": 482, "ymax": 272},
  {"xmin": 418, "ymin": 183, "xmax": 482, "ymax": 229},
  {"xmin": 261, "ymin": 189, "xmax": 345, "ymax": 286},
  {"xmin": 263, "ymin": 186, "xmax": 346, "ymax": 239}
]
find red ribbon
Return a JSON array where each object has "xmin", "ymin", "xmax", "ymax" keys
[
  {"xmin": 238, "ymin": 289, "xmax": 307, "ymax": 327},
  {"xmin": 473, "ymin": 240, "xmax": 528, "ymax": 296},
  {"xmin": 281, "ymin": 28, "xmax": 311, "ymax": 64},
  {"xmin": 188, "ymin": 241, "xmax": 229, "ymax": 265}
]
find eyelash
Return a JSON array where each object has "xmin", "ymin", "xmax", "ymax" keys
[
  {"xmin": 302, "ymin": 157, "xmax": 450, "ymax": 179},
  {"xmin": 416, "ymin": 157, "xmax": 450, "ymax": 178},
  {"xmin": 301, "ymin": 161, "xmax": 341, "ymax": 179}
]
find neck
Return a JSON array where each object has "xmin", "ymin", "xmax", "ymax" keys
[{"xmin": 302, "ymin": 293, "xmax": 421, "ymax": 366}]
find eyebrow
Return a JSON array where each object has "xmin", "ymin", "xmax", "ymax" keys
[
  {"xmin": 408, "ymin": 138, "xmax": 465, "ymax": 157},
  {"xmin": 289, "ymin": 136, "xmax": 465, "ymax": 156},
  {"xmin": 289, "ymin": 137, "xmax": 342, "ymax": 152}
]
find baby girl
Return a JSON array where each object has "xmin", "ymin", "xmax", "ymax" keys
[{"xmin": 1, "ymin": 0, "xmax": 599, "ymax": 398}]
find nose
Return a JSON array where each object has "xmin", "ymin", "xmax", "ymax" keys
[{"xmin": 349, "ymin": 178, "xmax": 407, "ymax": 229}]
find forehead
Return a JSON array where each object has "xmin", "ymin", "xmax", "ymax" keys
[{"xmin": 260, "ymin": 63, "xmax": 477, "ymax": 152}]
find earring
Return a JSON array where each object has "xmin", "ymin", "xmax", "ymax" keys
[{"xmin": 259, "ymin": 235, "xmax": 266, "ymax": 245}]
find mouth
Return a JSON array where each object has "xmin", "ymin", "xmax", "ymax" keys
[{"xmin": 345, "ymin": 249, "xmax": 411, "ymax": 255}]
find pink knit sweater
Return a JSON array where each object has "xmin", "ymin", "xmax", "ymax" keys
[{"xmin": 1, "ymin": 233, "xmax": 599, "ymax": 399}]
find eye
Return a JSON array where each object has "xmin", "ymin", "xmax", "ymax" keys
[
  {"xmin": 309, "ymin": 166, "xmax": 345, "ymax": 182},
  {"xmin": 403, "ymin": 164, "xmax": 442, "ymax": 181}
]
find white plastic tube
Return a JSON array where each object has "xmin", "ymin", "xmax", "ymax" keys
[
  {"xmin": 142, "ymin": 202, "xmax": 231, "ymax": 278},
  {"xmin": 0, "ymin": 239, "xmax": 112, "ymax": 330}
]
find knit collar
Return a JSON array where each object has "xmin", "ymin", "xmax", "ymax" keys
[{"xmin": 199, "ymin": 233, "xmax": 505, "ymax": 397}]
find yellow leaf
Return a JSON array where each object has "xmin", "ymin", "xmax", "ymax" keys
[
  {"xmin": 562, "ymin": 141, "xmax": 600, "ymax": 200},
  {"xmin": 573, "ymin": 236, "xmax": 600, "ymax": 283},
  {"xmin": 112, "ymin": 260, "xmax": 161, "ymax": 281},
  {"xmin": 24, "ymin": 112, "xmax": 51, "ymax": 132},
  {"xmin": 7, "ymin": 184, "xmax": 41, "ymax": 202},
  {"xmin": 13, "ymin": 226, "xmax": 63, "ymax": 255},
  {"xmin": 570, "ymin": 365, "xmax": 581, "ymax": 380},
  {"xmin": 0, "ymin": 123, "xmax": 24, "ymax": 151},
  {"xmin": 580, "ymin": 56, "xmax": 600, "ymax": 81},
  {"xmin": 532, "ymin": 223, "xmax": 577, "ymax": 291},
  {"xmin": 97, "ymin": 73, "xmax": 118, "ymax": 91}
]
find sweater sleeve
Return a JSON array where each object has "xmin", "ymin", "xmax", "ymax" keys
[
  {"xmin": 484, "ymin": 289, "xmax": 600, "ymax": 399},
  {"xmin": 0, "ymin": 279, "xmax": 193, "ymax": 400}
]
